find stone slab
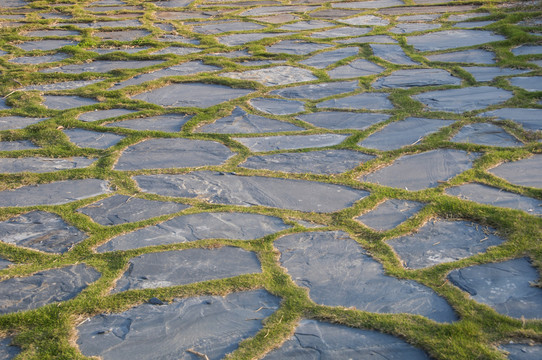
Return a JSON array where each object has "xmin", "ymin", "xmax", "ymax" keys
[
  {"xmin": 91, "ymin": 46, "xmax": 150, "ymax": 54},
  {"xmin": 390, "ymin": 23, "xmax": 441, "ymax": 34},
  {"xmin": 310, "ymin": 27, "xmax": 371, "ymax": 39},
  {"xmin": 249, "ymin": 98, "xmax": 305, "ymax": 115},
  {"xmin": 9, "ymin": 53, "xmax": 70, "ymax": 64},
  {"xmin": 332, "ymin": 0, "xmax": 404, "ymax": 8},
  {"xmin": 24, "ymin": 30, "xmax": 79, "ymax": 37},
  {"xmin": 15, "ymin": 39, "xmax": 78, "ymax": 51},
  {"xmin": 112, "ymin": 247, "xmax": 261, "ymax": 293},
  {"xmin": 426, "ymin": 49, "xmax": 496, "ymax": 64},
  {"xmin": 311, "ymin": 9, "xmax": 360, "ymax": 19},
  {"xmin": 299, "ymin": 47, "xmax": 359, "ymax": 68},
  {"xmin": 76, "ymin": 290, "xmax": 280, "ymax": 360},
  {"xmin": 265, "ymin": 40, "xmax": 332, "ymax": 55},
  {"xmin": 134, "ymin": 171, "xmax": 369, "ymax": 213},
  {"xmin": 452, "ymin": 20, "xmax": 496, "ymax": 28},
  {"xmin": 241, "ymin": 150, "xmax": 376, "ymax": 174},
  {"xmin": 77, "ymin": 195, "xmax": 190, "ymax": 226},
  {"xmin": 270, "ymin": 81, "xmax": 358, "ymax": 99},
  {"xmin": 0, "ymin": 140, "xmax": 39, "ymax": 151},
  {"xmin": 0, "ymin": 157, "xmax": 96, "ymax": 173},
  {"xmin": 479, "ymin": 108, "xmax": 542, "ymax": 132},
  {"xmin": 196, "ymin": 107, "xmax": 303, "ymax": 133},
  {"xmin": 0, "ymin": 264, "xmax": 100, "ymax": 314},
  {"xmin": 297, "ymin": 111, "xmax": 391, "ymax": 130},
  {"xmin": 451, "ymin": 123, "xmax": 523, "ymax": 147},
  {"xmin": 317, "ymin": 92, "xmax": 394, "ymax": 110},
  {"xmin": 0, "ymin": 179, "xmax": 110, "ymax": 207},
  {"xmin": 234, "ymin": 134, "xmax": 348, "ymax": 152},
  {"xmin": 446, "ymin": 12, "xmax": 491, "ymax": 22},
  {"xmin": 360, "ymin": 149, "xmax": 479, "ymax": 191},
  {"xmin": 0, "ymin": 117, "xmax": 46, "ymax": 130},
  {"xmin": 407, "ymin": 30, "xmax": 505, "ymax": 52},
  {"xmin": 40, "ymin": 60, "xmax": 164, "ymax": 74},
  {"xmin": 104, "ymin": 113, "xmax": 193, "ymax": 132},
  {"xmin": 0, "ymin": 338, "xmax": 20, "ymax": 360},
  {"xmin": 192, "ymin": 21, "xmax": 264, "ymax": 34},
  {"xmin": 240, "ymin": 5, "xmax": 318, "ymax": 16},
  {"xmin": 42, "ymin": 95, "xmax": 99, "ymax": 110},
  {"xmin": 413, "ymin": 86, "xmax": 513, "ymax": 113},
  {"xmin": 489, "ymin": 155, "xmax": 542, "ymax": 188},
  {"xmin": 356, "ymin": 199, "xmax": 424, "ymax": 231},
  {"xmin": 0, "ymin": 99, "xmax": 8, "ymax": 110},
  {"xmin": 511, "ymin": 45, "xmax": 542, "ymax": 56},
  {"xmin": 370, "ymin": 44, "xmax": 419, "ymax": 65},
  {"xmin": 462, "ymin": 66, "xmax": 530, "ymax": 82},
  {"xmin": 336, "ymin": 35, "xmax": 398, "ymax": 44},
  {"xmin": 328, "ymin": 59, "xmax": 385, "ymax": 79},
  {"xmin": 220, "ymin": 66, "xmax": 317, "ymax": 86},
  {"xmin": 63, "ymin": 20, "xmax": 143, "ymax": 29},
  {"xmin": 275, "ymin": 231, "xmax": 457, "ymax": 322},
  {"xmin": 218, "ymin": 32, "xmax": 293, "ymax": 46},
  {"xmin": 448, "ymin": 258, "xmax": 542, "ymax": 319},
  {"xmin": 263, "ymin": 319, "xmax": 430, "ymax": 360},
  {"xmin": 360, "ymin": 117, "xmax": 455, "ymax": 151},
  {"xmin": 339, "ymin": 15, "xmax": 390, "ymax": 26},
  {"xmin": 373, "ymin": 69, "xmax": 461, "ymax": 89},
  {"xmin": 132, "ymin": 83, "xmax": 254, "ymax": 108},
  {"xmin": 63, "ymin": 129, "xmax": 125, "ymax": 149},
  {"xmin": 379, "ymin": 5, "xmax": 479, "ymax": 15},
  {"xmin": 151, "ymin": 47, "xmax": 201, "ymax": 55},
  {"xmin": 20, "ymin": 79, "xmax": 104, "ymax": 92},
  {"xmin": 397, "ymin": 14, "xmax": 440, "ymax": 21},
  {"xmin": 78, "ymin": 109, "xmax": 138, "ymax": 122},
  {"xmin": 446, "ymin": 183, "xmax": 542, "ymax": 216},
  {"xmin": 114, "ymin": 138, "xmax": 234, "ymax": 170},
  {"xmin": 95, "ymin": 29, "xmax": 151, "ymax": 41},
  {"xmin": 509, "ymin": 76, "xmax": 542, "ymax": 92},
  {"xmin": 500, "ymin": 344, "xmax": 542, "ymax": 360},
  {"xmin": 277, "ymin": 20, "xmax": 333, "ymax": 31},
  {"xmin": 388, "ymin": 219, "xmax": 504, "ymax": 269},
  {"xmin": 156, "ymin": 34, "xmax": 200, "ymax": 44},
  {"xmin": 97, "ymin": 211, "xmax": 291, "ymax": 252}
]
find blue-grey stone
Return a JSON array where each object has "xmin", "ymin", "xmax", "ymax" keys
[
  {"xmin": 20, "ymin": 79, "xmax": 104, "ymax": 92},
  {"xmin": 336, "ymin": 35, "xmax": 397, "ymax": 44},
  {"xmin": 42, "ymin": 95, "xmax": 99, "ymax": 110},
  {"xmin": 78, "ymin": 109, "xmax": 138, "ymax": 122},
  {"xmin": 220, "ymin": 66, "xmax": 316, "ymax": 86},
  {"xmin": 328, "ymin": 59, "xmax": 385, "ymax": 79},
  {"xmin": 249, "ymin": 98, "xmax": 305, "ymax": 115},
  {"xmin": 0, "ymin": 157, "xmax": 96, "ymax": 173},
  {"xmin": 266, "ymin": 40, "xmax": 332, "ymax": 55},
  {"xmin": 40, "ymin": 60, "xmax": 164, "ymax": 74},
  {"xmin": 478, "ymin": 108, "xmax": 542, "ymax": 132},
  {"xmin": 104, "ymin": 113, "xmax": 192, "ymax": 132},
  {"xmin": 461, "ymin": 66, "xmax": 530, "ymax": 82},
  {"xmin": 15, "ymin": 39, "xmax": 78, "ymax": 51},
  {"xmin": 96, "ymin": 30, "xmax": 151, "ymax": 41},
  {"xmin": 426, "ymin": 49, "xmax": 496, "ymax": 64},
  {"xmin": 370, "ymin": 44, "xmax": 419, "ymax": 65},
  {"xmin": 317, "ymin": 93, "xmax": 394, "ymax": 110},
  {"xmin": 270, "ymin": 81, "xmax": 358, "ymax": 99},
  {"xmin": 299, "ymin": 47, "xmax": 359, "ymax": 68},
  {"xmin": 500, "ymin": 343, "xmax": 542, "ymax": 360},
  {"xmin": 297, "ymin": 111, "xmax": 391, "ymax": 130},
  {"xmin": 0, "ymin": 140, "xmax": 39, "ymax": 151},
  {"xmin": 390, "ymin": 23, "xmax": 441, "ymax": 34},
  {"xmin": 356, "ymin": 199, "xmax": 424, "ymax": 231},
  {"xmin": 413, "ymin": 86, "xmax": 513, "ymax": 113},
  {"xmin": 234, "ymin": 134, "xmax": 349, "ymax": 152},
  {"xmin": 489, "ymin": 154, "xmax": 542, "ymax": 189},
  {"xmin": 407, "ymin": 30, "xmax": 506, "ymax": 51},
  {"xmin": 9, "ymin": 53, "xmax": 71, "ymax": 64},
  {"xmin": 64, "ymin": 129, "xmax": 125, "ymax": 149},
  {"xmin": 511, "ymin": 45, "xmax": 542, "ymax": 56},
  {"xmin": 451, "ymin": 123, "xmax": 523, "ymax": 147},
  {"xmin": 0, "ymin": 337, "xmax": 20, "ymax": 360},
  {"xmin": 339, "ymin": 15, "xmax": 390, "ymax": 26},
  {"xmin": 509, "ymin": 76, "xmax": 542, "ymax": 92},
  {"xmin": 310, "ymin": 27, "xmax": 371, "ymax": 39},
  {"xmin": 373, "ymin": 69, "xmax": 461, "ymax": 89}
]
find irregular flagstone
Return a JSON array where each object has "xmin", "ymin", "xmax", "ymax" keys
[
  {"xmin": 511, "ymin": 44, "xmax": 542, "ymax": 56},
  {"xmin": 270, "ymin": 81, "xmax": 358, "ymax": 99},
  {"xmin": 104, "ymin": 113, "xmax": 193, "ymax": 132},
  {"xmin": 311, "ymin": 9, "xmax": 360, "ymax": 19},
  {"xmin": 297, "ymin": 111, "xmax": 391, "ymax": 130},
  {"xmin": 0, "ymin": 116, "xmax": 46, "ymax": 130},
  {"xmin": 14, "ymin": 39, "xmax": 78, "ymax": 51},
  {"xmin": 76, "ymin": 290, "xmax": 280, "ymax": 360},
  {"xmin": 360, "ymin": 149, "xmax": 479, "ymax": 191},
  {"xmin": 446, "ymin": 183, "xmax": 542, "ymax": 216},
  {"xmin": 425, "ymin": 49, "xmax": 496, "ymax": 64},
  {"xmin": 1, "ymin": 0, "xmax": 27, "ymax": 8},
  {"xmin": 370, "ymin": 44, "xmax": 419, "ymax": 65},
  {"xmin": 266, "ymin": 40, "xmax": 332, "ymax": 55},
  {"xmin": 249, "ymin": 98, "xmax": 305, "ymax": 115},
  {"xmin": 217, "ymin": 32, "xmax": 293, "ymax": 46},
  {"xmin": 97, "ymin": 211, "xmax": 291, "ymax": 252},
  {"xmin": 196, "ymin": 107, "xmax": 303, "ymax": 133},
  {"xmin": 241, "ymin": 150, "xmax": 376, "ymax": 174},
  {"xmin": 332, "ymin": 0, "xmax": 405, "ymax": 8},
  {"xmin": 112, "ymin": 247, "xmax": 261, "ymax": 293},
  {"xmin": 63, "ymin": 20, "xmax": 143, "ymax": 28},
  {"xmin": 448, "ymin": 258, "xmax": 542, "ymax": 319},
  {"xmin": 208, "ymin": 50, "xmax": 251, "ymax": 58},
  {"xmin": 0, "ymin": 140, "xmax": 39, "ymax": 151},
  {"xmin": 24, "ymin": 29, "xmax": 79, "ymax": 37},
  {"xmin": 356, "ymin": 199, "xmax": 424, "ymax": 231},
  {"xmin": 155, "ymin": 11, "xmax": 213, "ymax": 20},
  {"xmin": 42, "ymin": 95, "xmax": 99, "ymax": 110},
  {"xmin": 40, "ymin": 60, "xmax": 164, "ymax": 74},
  {"xmin": 192, "ymin": 20, "xmax": 264, "ymax": 34},
  {"xmin": 251, "ymin": 14, "xmax": 299, "ymax": 23},
  {"xmin": 509, "ymin": 76, "xmax": 542, "ymax": 92},
  {"xmin": 317, "ymin": 92, "xmax": 394, "ymax": 110},
  {"xmin": 339, "ymin": 15, "xmax": 390, "ymax": 26},
  {"xmin": 379, "ymin": 5, "xmax": 479, "ymax": 16},
  {"xmin": 0, "ymin": 258, "xmax": 12, "ymax": 269},
  {"xmin": 238, "ymin": 60, "xmax": 285, "ymax": 67},
  {"xmin": 388, "ymin": 219, "xmax": 504, "ymax": 269},
  {"xmin": 452, "ymin": 20, "xmax": 496, "ymax": 28},
  {"xmin": 9, "ymin": 53, "xmax": 70, "ymax": 64},
  {"xmin": 275, "ymin": 231, "xmax": 457, "ymax": 322},
  {"xmin": 390, "ymin": 23, "xmax": 441, "ymax": 34},
  {"xmin": 64, "ymin": 129, "xmax": 125, "ymax": 149},
  {"xmin": 0, "ymin": 210, "xmax": 88, "ymax": 254},
  {"xmin": 359, "ymin": 117, "xmax": 455, "ymax": 150},
  {"xmin": 20, "ymin": 79, "xmax": 104, "ymax": 92},
  {"xmin": 156, "ymin": 34, "xmax": 200, "ymax": 44},
  {"xmin": 263, "ymin": 319, "xmax": 431, "ymax": 360},
  {"xmin": 397, "ymin": 14, "xmax": 440, "ymax": 21},
  {"xmin": 413, "ymin": 86, "xmax": 513, "ymax": 113},
  {"xmin": 461, "ymin": 66, "xmax": 530, "ymax": 82},
  {"xmin": 240, "ymin": 5, "xmax": 318, "ymax": 16},
  {"xmin": 310, "ymin": 27, "xmax": 371, "ymax": 39},
  {"xmin": 328, "ymin": 59, "xmax": 385, "ymax": 79},
  {"xmin": 77, "ymin": 195, "xmax": 190, "ymax": 226},
  {"xmin": 78, "ymin": 109, "xmax": 138, "ymax": 122},
  {"xmin": 234, "ymin": 134, "xmax": 349, "ymax": 152},
  {"xmin": 407, "ymin": 30, "xmax": 506, "ymax": 52},
  {"xmin": 0, "ymin": 157, "xmax": 96, "ymax": 173},
  {"xmin": 220, "ymin": 66, "xmax": 317, "ymax": 86},
  {"xmin": 0, "ymin": 99, "xmax": 10, "ymax": 110},
  {"xmin": 0, "ymin": 337, "xmax": 20, "ymax": 359},
  {"xmin": 277, "ymin": 20, "xmax": 333, "ymax": 31},
  {"xmin": 373, "ymin": 69, "xmax": 461, "ymax": 89},
  {"xmin": 132, "ymin": 82, "xmax": 254, "ymax": 108},
  {"xmin": 500, "ymin": 343, "xmax": 542, "ymax": 360},
  {"xmin": 451, "ymin": 123, "xmax": 523, "ymax": 148},
  {"xmin": 134, "ymin": 171, "xmax": 369, "ymax": 213},
  {"xmin": 151, "ymin": 47, "xmax": 201, "ymax": 55},
  {"xmin": 299, "ymin": 47, "xmax": 359, "ymax": 68},
  {"xmin": 489, "ymin": 155, "xmax": 542, "ymax": 189},
  {"xmin": 95, "ymin": 30, "xmax": 151, "ymax": 41},
  {"xmin": 114, "ymin": 138, "xmax": 234, "ymax": 170},
  {"xmin": 154, "ymin": 0, "xmax": 194, "ymax": 7},
  {"xmin": 336, "ymin": 35, "xmax": 398, "ymax": 44},
  {"xmin": 0, "ymin": 264, "xmax": 100, "ymax": 314},
  {"xmin": 91, "ymin": 46, "xmax": 150, "ymax": 54},
  {"xmin": 446, "ymin": 12, "xmax": 491, "ymax": 22},
  {"xmin": 479, "ymin": 108, "xmax": 542, "ymax": 132}
]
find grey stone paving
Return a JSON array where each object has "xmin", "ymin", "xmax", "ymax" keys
[
  {"xmin": 488, "ymin": 155, "xmax": 542, "ymax": 188},
  {"xmin": 413, "ymin": 86, "xmax": 513, "ymax": 113},
  {"xmin": 299, "ymin": 47, "xmax": 359, "ymax": 68},
  {"xmin": 249, "ymin": 97, "xmax": 305, "ymax": 115},
  {"xmin": 112, "ymin": 247, "xmax": 261, "ymax": 292},
  {"xmin": 103, "ymin": 113, "xmax": 193, "ymax": 132},
  {"xmin": 356, "ymin": 199, "xmax": 424, "ymax": 231},
  {"xmin": 407, "ymin": 30, "xmax": 506, "ymax": 51},
  {"xmin": 370, "ymin": 44, "xmax": 419, "ymax": 65},
  {"xmin": 0, "ymin": 140, "xmax": 39, "ymax": 151},
  {"xmin": 40, "ymin": 60, "xmax": 164, "ymax": 74},
  {"xmin": 461, "ymin": 66, "xmax": 530, "ymax": 82},
  {"xmin": 220, "ymin": 66, "xmax": 317, "ymax": 86},
  {"xmin": 390, "ymin": 22, "xmax": 441, "ymax": 34},
  {"xmin": 0, "ymin": 264, "xmax": 100, "ymax": 314},
  {"xmin": 509, "ymin": 76, "xmax": 542, "ymax": 92},
  {"xmin": 42, "ymin": 95, "xmax": 100, "ymax": 110},
  {"xmin": 0, "ymin": 117, "xmax": 47, "ymax": 130},
  {"xmin": 451, "ymin": 123, "xmax": 523, "ymax": 148},
  {"xmin": 317, "ymin": 92, "xmax": 394, "ymax": 110},
  {"xmin": 339, "ymin": 14, "xmax": 390, "ymax": 26},
  {"xmin": 265, "ymin": 40, "xmax": 332, "ymax": 55},
  {"xmin": 270, "ymin": 81, "xmax": 358, "ymax": 99},
  {"xmin": 297, "ymin": 111, "xmax": 391, "ymax": 130},
  {"xmin": 328, "ymin": 59, "xmax": 385, "ymax": 79},
  {"xmin": 275, "ymin": 231, "xmax": 457, "ymax": 322},
  {"xmin": 0, "ymin": 338, "xmax": 20, "ymax": 360},
  {"xmin": 14, "ymin": 39, "xmax": 78, "ymax": 51},
  {"xmin": 511, "ymin": 44, "xmax": 542, "ymax": 56},
  {"xmin": 76, "ymin": 290, "xmax": 280, "ymax": 360},
  {"xmin": 78, "ymin": 109, "xmax": 138, "ymax": 122},
  {"xmin": 9, "ymin": 53, "xmax": 71, "ymax": 64},
  {"xmin": 234, "ymin": 133, "xmax": 348, "ymax": 152},
  {"xmin": 478, "ymin": 108, "xmax": 542, "ymax": 132},
  {"xmin": 63, "ymin": 129, "xmax": 125, "ymax": 149},
  {"xmin": 425, "ymin": 49, "xmax": 496, "ymax": 64},
  {"xmin": 448, "ymin": 258, "xmax": 542, "ymax": 319},
  {"xmin": 0, "ymin": 157, "xmax": 96, "ymax": 173},
  {"xmin": 20, "ymin": 79, "xmax": 105, "ymax": 92},
  {"xmin": 373, "ymin": 69, "xmax": 461, "ymax": 89},
  {"xmin": 500, "ymin": 344, "xmax": 542, "ymax": 360}
]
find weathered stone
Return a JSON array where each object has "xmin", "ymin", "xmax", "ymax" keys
[
  {"xmin": 310, "ymin": 27, "xmax": 371, "ymax": 39},
  {"xmin": 397, "ymin": 14, "xmax": 440, "ymax": 21},
  {"xmin": 251, "ymin": 14, "xmax": 299, "ymax": 23},
  {"xmin": 360, "ymin": 149, "xmax": 479, "ymax": 191},
  {"xmin": 249, "ymin": 98, "xmax": 305, "ymax": 115},
  {"xmin": 263, "ymin": 319, "xmax": 431, "ymax": 360},
  {"xmin": 20, "ymin": 79, "xmax": 104, "ymax": 92},
  {"xmin": 448, "ymin": 258, "xmax": 542, "ymax": 319},
  {"xmin": 336, "ymin": 35, "xmax": 398, "ymax": 44},
  {"xmin": 299, "ymin": 47, "xmax": 359, "ymax": 68},
  {"xmin": 40, "ymin": 60, "xmax": 164, "ymax": 74},
  {"xmin": 489, "ymin": 155, "xmax": 542, "ymax": 189},
  {"xmin": 278, "ymin": 20, "xmax": 333, "ymax": 31},
  {"xmin": 218, "ymin": 32, "xmax": 292, "ymax": 46},
  {"xmin": 0, "ymin": 117, "xmax": 46, "ymax": 130},
  {"xmin": 114, "ymin": 138, "xmax": 234, "ymax": 170},
  {"xmin": 240, "ymin": 5, "xmax": 318, "ymax": 16},
  {"xmin": 407, "ymin": 30, "xmax": 506, "ymax": 51},
  {"xmin": 196, "ymin": 107, "xmax": 302, "ymax": 133},
  {"xmin": 0, "ymin": 140, "xmax": 39, "ymax": 151},
  {"xmin": 39, "ymin": 13, "xmax": 73, "ymax": 19},
  {"xmin": 390, "ymin": 23, "xmax": 441, "ymax": 34},
  {"xmin": 328, "ymin": 59, "xmax": 385, "ymax": 79},
  {"xmin": 500, "ymin": 343, "xmax": 542, "ymax": 360},
  {"xmin": 0, "ymin": 337, "xmax": 20, "ymax": 360},
  {"xmin": 370, "ymin": 44, "xmax": 418, "ymax": 65},
  {"xmin": 356, "ymin": 199, "xmax": 424, "ymax": 231},
  {"xmin": 154, "ymin": 0, "xmax": 194, "ymax": 7},
  {"xmin": 297, "ymin": 111, "xmax": 391, "ymax": 130},
  {"xmin": 134, "ymin": 171, "xmax": 369, "ymax": 212},
  {"xmin": 453, "ymin": 20, "xmax": 496, "ymax": 28},
  {"xmin": 220, "ymin": 66, "xmax": 317, "ymax": 86},
  {"xmin": 64, "ymin": 129, "xmax": 125, "ymax": 149},
  {"xmin": 24, "ymin": 29, "xmax": 79, "ymax": 37},
  {"xmin": 478, "ymin": 108, "xmax": 542, "ymax": 132},
  {"xmin": 339, "ymin": 15, "xmax": 390, "ymax": 26},
  {"xmin": 42, "ymin": 95, "xmax": 99, "ymax": 110},
  {"xmin": 77, "ymin": 195, "xmax": 189, "ymax": 226},
  {"xmin": 76, "ymin": 290, "xmax": 280, "ymax": 360},
  {"xmin": 462, "ymin": 66, "xmax": 530, "ymax": 82},
  {"xmin": 97, "ymin": 211, "xmax": 290, "ymax": 252},
  {"xmin": 132, "ymin": 82, "xmax": 254, "ymax": 108},
  {"xmin": 266, "ymin": 40, "xmax": 332, "ymax": 55},
  {"xmin": 270, "ymin": 81, "xmax": 358, "ymax": 99},
  {"xmin": 312, "ymin": 9, "xmax": 359, "ymax": 18},
  {"xmin": 0, "ymin": 0, "xmax": 27, "ymax": 8},
  {"xmin": 360, "ymin": 117, "xmax": 455, "ymax": 150},
  {"xmin": 317, "ymin": 92, "xmax": 394, "ymax": 110},
  {"xmin": 0, "ymin": 264, "xmax": 100, "ymax": 314},
  {"xmin": 0, "ymin": 211, "xmax": 88, "ymax": 254},
  {"xmin": 0, "ymin": 99, "xmax": 8, "ymax": 110},
  {"xmin": 85, "ymin": 5, "xmax": 142, "ymax": 11},
  {"xmin": 9, "ymin": 53, "xmax": 70, "ymax": 64},
  {"xmin": 451, "ymin": 123, "xmax": 523, "ymax": 147},
  {"xmin": 95, "ymin": 29, "xmax": 151, "ymax": 41},
  {"xmin": 332, "ymin": 0, "xmax": 404, "ymax": 8},
  {"xmin": 78, "ymin": 109, "xmax": 138, "ymax": 122},
  {"xmin": 242, "ymin": 150, "xmax": 375, "ymax": 174},
  {"xmin": 413, "ymin": 86, "xmax": 513, "ymax": 113},
  {"xmin": 373, "ymin": 69, "xmax": 461, "ymax": 89},
  {"xmin": 238, "ymin": 60, "xmax": 285, "ymax": 67},
  {"xmin": 0, "ymin": 157, "xmax": 96, "ymax": 173},
  {"xmin": 234, "ymin": 134, "xmax": 348, "ymax": 152},
  {"xmin": 104, "ymin": 113, "xmax": 193, "ymax": 132},
  {"xmin": 446, "ymin": 12, "xmax": 491, "ymax": 22},
  {"xmin": 91, "ymin": 46, "xmax": 149, "ymax": 54},
  {"xmin": 112, "ymin": 247, "xmax": 261, "ymax": 292},
  {"xmin": 511, "ymin": 44, "xmax": 542, "ymax": 56},
  {"xmin": 275, "ymin": 231, "xmax": 457, "ymax": 322},
  {"xmin": 192, "ymin": 21, "xmax": 264, "ymax": 34},
  {"xmin": 208, "ymin": 50, "xmax": 251, "ymax": 58},
  {"xmin": 64, "ymin": 20, "xmax": 143, "ymax": 29},
  {"xmin": 446, "ymin": 183, "xmax": 542, "ymax": 216},
  {"xmin": 379, "ymin": 5, "xmax": 479, "ymax": 15},
  {"xmin": 14, "ymin": 39, "xmax": 78, "ymax": 51},
  {"xmin": 156, "ymin": 34, "xmax": 200, "ymax": 44},
  {"xmin": 509, "ymin": 76, "xmax": 542, "ymax": 92},
  {"xmin": 151, "ymin": 46, "xmax": 201, "ymax": 55},
  {"xmin": 426, "ymin": 49, "xmax": 496, "ymax": 64},
  {"xmin": 155, "ymin": 11, "xmax": 212, "ymax": 20}
]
